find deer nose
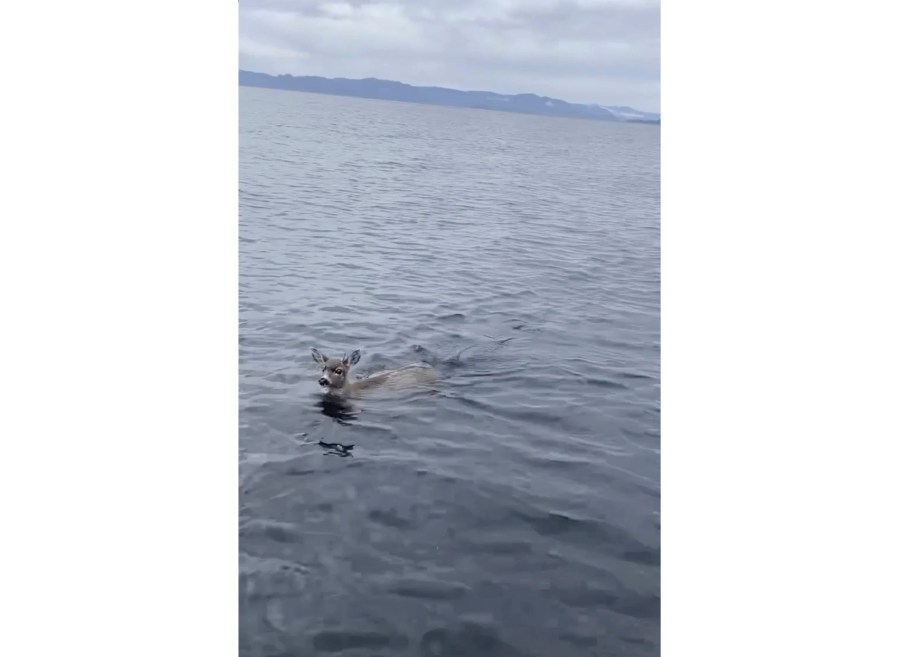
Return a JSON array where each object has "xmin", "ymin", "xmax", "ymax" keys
[{"xmin": 318, "ymin": 377, "xmax": 328, "ymax": 386}]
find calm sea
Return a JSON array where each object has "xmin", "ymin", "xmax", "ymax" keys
[{"xmin": 240, "ymin": 85, "xmax": 660, "ymax": 657}]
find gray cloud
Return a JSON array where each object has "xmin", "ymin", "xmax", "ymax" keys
[{"xmin": 240, "ymin": 0, "xmax": 659, "ymax": 112}]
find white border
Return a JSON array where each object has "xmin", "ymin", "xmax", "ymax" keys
[
  {"xmin": 2, "ymin": 2, "xmax": 237, "ymax": 655},
  {"xmin": 664, "ymin": 1, "xmax": 898, "ymax": 655}
]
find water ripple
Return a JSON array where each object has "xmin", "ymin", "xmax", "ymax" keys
[{"xmin": 240, "ymin": 87, "xmax": 659, "ymax": 657}]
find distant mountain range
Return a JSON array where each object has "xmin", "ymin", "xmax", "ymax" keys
[{"xmin": 239, "ymin": 70, "xmax": 660, "ymax": 124}]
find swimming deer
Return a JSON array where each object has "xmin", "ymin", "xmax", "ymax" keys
[{"xmin": 311, "ymin": 348, "xmax": 438, "ymax": 397}]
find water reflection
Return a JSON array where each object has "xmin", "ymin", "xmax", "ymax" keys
[
  {"xmin": 316, "ymin": 393, "xmax": 358, "ymax": 425},
  {"xmin": 317, "ymin": 440, "xmax": 354, "ymax": 457}
]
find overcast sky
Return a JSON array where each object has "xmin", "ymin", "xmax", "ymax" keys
[{"xmin": 239, "ymin": 0, "xmax": 659, "ymax": 113}]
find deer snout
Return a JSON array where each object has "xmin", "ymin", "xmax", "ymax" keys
[{"xmin": 318, "ymin": 376, "xmax": 329, "ymax": 386}]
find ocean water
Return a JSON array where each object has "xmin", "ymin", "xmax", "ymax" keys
[{"xmin": 240, "ymin": 86, "xmax": 660, "ymax": 657}]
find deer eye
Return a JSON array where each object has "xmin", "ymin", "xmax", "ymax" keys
[{"xmin": 334, "ymin": 368, "xmax": 343, "ymax": 375}]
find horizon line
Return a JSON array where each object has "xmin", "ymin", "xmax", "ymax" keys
[{"xmin": 238, "ymin": 69, "xmax": 660, "ymax": 118}]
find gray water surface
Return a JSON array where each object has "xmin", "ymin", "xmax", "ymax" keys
[{"xmin": 240, "ymin": 86, "xmax": 660, "ymax": 657}]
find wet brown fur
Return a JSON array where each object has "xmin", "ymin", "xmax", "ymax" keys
[{"xmin": 312, "ymin": 348, "xmax": 437, "ymax": 397}]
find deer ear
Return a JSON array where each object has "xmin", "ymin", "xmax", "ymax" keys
[
  {"xmin": 311, "ymin": 348, "xmax": 327, "ymax": 365},
  {"xmin": 347, "ymin": 349, "xmax": 361, "ymax": 366}
]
